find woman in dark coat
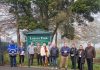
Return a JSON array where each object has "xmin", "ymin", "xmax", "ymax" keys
[{"xmin": 77, "ymin": 45, "xmax": 85, "ymax": 70}]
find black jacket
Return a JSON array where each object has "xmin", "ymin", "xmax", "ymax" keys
[
  {"xmin": 77, "ymin": 49, "xmax": 85, "ymax": 63},
  {"xmin": 70, "ymin": 47, "xmax": 78, "ymax": 57}
]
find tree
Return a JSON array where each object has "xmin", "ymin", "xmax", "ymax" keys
[
  {"xmin": 71, "ymin": 0, "xmax": 100, "ymax": 22},
  {"xmin": 1, "ymin": 0, "xmax": 37, "ymax": 46},
  {"xmin": 1, "ymin": 0, "xmax": 100, "ymax": 43},
  {"xmin": 54, "ymin": 0, "xmax": 100, "ymax": 40}
]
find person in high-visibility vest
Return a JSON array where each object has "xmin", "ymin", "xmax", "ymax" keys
[{"xmin": 7, "ymin": 40, "xmax": 18, "ymax": 67}]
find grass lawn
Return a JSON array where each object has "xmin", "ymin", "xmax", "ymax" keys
[
  {"xmin": 3, "ymin": 52, "xmax": 100, "ymax": 70},
  {"xmin": 96, "ymin": 49, "xmax": 100, "ymax": 58}
]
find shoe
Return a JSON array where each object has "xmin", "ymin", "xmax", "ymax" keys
[
  {"xmin": 51, "ymin": 67, "xmax": 54, "ymax": 69},
  {"xmin": 11, "ymin": 66, "xmax": 13, "ymax": 67},
  {"xmin": 48, "ymin": 64, "xmax": 50, "ymax": 66},
  {"xmin": 14, "ymin": 64, "xmax": 17, "ymax": 67},
  {"xmin": 58, "ymin": 67, "xmax": 61, "ymax": 69},
  {"xmin": 55, "ymin": 67, "xmax": 58, "ymax": 69},
  {"xmin": 65, "ymin": 67, "xmax": 67, "ymax": 70},
  {"xmin": 19, "ymin": 64, "xmax": 22, "ymax": 67}
]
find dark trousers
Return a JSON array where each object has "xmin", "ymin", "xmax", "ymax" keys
[
  {"xmin": 48, "ymin": 56, "xmax": 52, "ymax": 65},
  {"xmin": 78, "ymin": 57, "xmax": 84, "ymax": 70},
  {"xmin": 87, "ymin": 58, "xmax": 93, "ymax": 70},
  {"xmin": 48, "ymin": 57, "xmax": 50, "ymax": 64},
  {"xmin": 51, "ymin": 56, "xmax": 57, "ymax": 67},
  {"xmin": 37, "ymin": 54, "xmax": 42, "ymax": 65},
  {"xmin": 41, "ymin": 56, "xmax": 45, "ymax": 65},
  {"xmin": 9, "ymin": 55, "xmax": 16, "ymax": 67},
  {"xmin": 19, "ymin": 55, "xmax": 24, "ymax": 64},
  {"xmin": 28, "ymin": 54, "xmax": 34, "ymax": 66},
  {"xmin": 0, "ymin": 53, "xmax": 4, "ymax": 65},
  {"xmin": 71, "ymin": 56, "xmax": 77, "ymax": 69}
]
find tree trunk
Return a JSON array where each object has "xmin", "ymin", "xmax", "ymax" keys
[
  {"xmin": 51, "ymin": 23, "xmax": 59, "ymax": 43},
  {"xmin": 40, "ymin": 6, "xmax": 43, "ymax": 23},
  {"xmin": 17, "ymin": 27, "xmax": 20, "ymax": 47},
  {"xmin": 44, "ymin": 5, "xmax": 49, "ymax": 29},
  {"xmin": 16, "ymin": 14, "xmax": 20, "ymax": 47}
]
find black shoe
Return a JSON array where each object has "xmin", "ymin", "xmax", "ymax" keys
[
  {"xmin": 11, "ymin": 65, "xmax": 13, "ymax": 67},
  {"xmin": 65, "ymin": 67, "xmax": 67, "ymax": 70},
  {"xmin": 71, "ymin": 67, "xmax": 74, "ymax": 69},
  {"xmin": 14, "ymin": 64, "xmax": 17, "ymax": 67}
]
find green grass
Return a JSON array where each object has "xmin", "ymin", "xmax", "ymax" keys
[
  {"xmin": 96, "ymin": 49, "xmax": 100, "ymax": 58},
  {"xmin": 3, "ymin": 52, "xmax": 100, "ymax": 70},
  {"xmin": 4, "ymin": 53, "xmax": 38, "ymax": 66}
]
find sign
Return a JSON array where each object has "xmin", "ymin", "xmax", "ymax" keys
[
  {"xmin": 26, "ymin": 35, "xmax": 51, "ymax": 46},
  {"xmin": 25, "ymin": 29, "xmax": 52, "ymax": 46}
]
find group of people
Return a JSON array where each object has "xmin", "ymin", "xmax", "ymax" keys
[
  {"xmin": 70, "ymin": 43, "xmax": 96, "ymax": 70},
  {"xmin": 7, "ymin": 40, "xmax": 96, "ymax": 70}
]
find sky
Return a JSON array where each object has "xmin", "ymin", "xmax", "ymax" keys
[{"xmin": 91, "ymin": 12, "xmax": 100, "ymax": 22}]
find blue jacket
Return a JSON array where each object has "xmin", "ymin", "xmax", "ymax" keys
[
  {"xmin": 8, "ymin": 44, "xmax": 18, "ymax": 55},
  {"xmin": 60, "ymin": 46, "xmax": 70, "ymax": 57},
  {"xmin": 50, "ymin": 47, "xmax": 59, "ymax": 57}
]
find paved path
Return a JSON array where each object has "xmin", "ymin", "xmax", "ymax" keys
[
  {"xmin": 0, "ymin": 66, "xmax": 53, "ymax": 70},
  {"xmin": 0, "ymin": 66, "xmax": 74, "ymax": 70}
]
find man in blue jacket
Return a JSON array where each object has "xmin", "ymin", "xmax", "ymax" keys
[
  {"xmin": 8, "ymin": 40, "xmax": 18, "ymax": 67},
  {"xmin": 60, "ymin": 42, "xmax": 70, "ymax": 70},
  {"xmin": 50, "ymin": 43, "xmax": 59, "ymax": 69}
]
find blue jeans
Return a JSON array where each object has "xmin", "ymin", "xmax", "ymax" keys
[
  {"xmin": 52, "ymin": 56, "xmax": 57, "ymax": 67},
  {"xmin": 48, "ymin": 56, "xmax": 52, "ymax": 65},
  {"xmin": 9, "ymin": 55, "xmax": 16, "ymax": 67}
]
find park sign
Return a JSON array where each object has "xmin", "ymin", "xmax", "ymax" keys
[{"xmin": 24, "ymin": 29, "xmax": 52, "ymax": 46}]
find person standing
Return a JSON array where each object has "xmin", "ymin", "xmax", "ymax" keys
[
  {"xmin": 47, "ymin": 42, "xmax": 52, "ymax": 65},
  {"xmin": 27, "ymin": 42, "xmax": 35, "ymax": 66},
  {"xmin": 85, "ymin": 42, "xmax": 96, "ymax": 70},
  {"xmin": 36, "ymin": 42, "xmax": 42, "ymax": 65},
  {"xmin": 18, "ymin": 42, "xmax": 25, "ymax": 66},
  {"xmin": 60, "ymin": 42, "xmax": 70, "ymax": 69},
  {"xmin": 40, "ymin": 43, "xmax": 50, "ymax": 66},
  {"xmin": 70, "ymin": 43, "xmax": 78, "ymax": 70},
  {"xmin": 7, "ymin": 40, "xmax": 18, "ymax": 67},
  {"xmin": 77, "ymin": 45, "xmax": 85, "ymax": 70},
  {"xmin": 50, "ymin": 43, "xmax": 59, "ymax": 69}
]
